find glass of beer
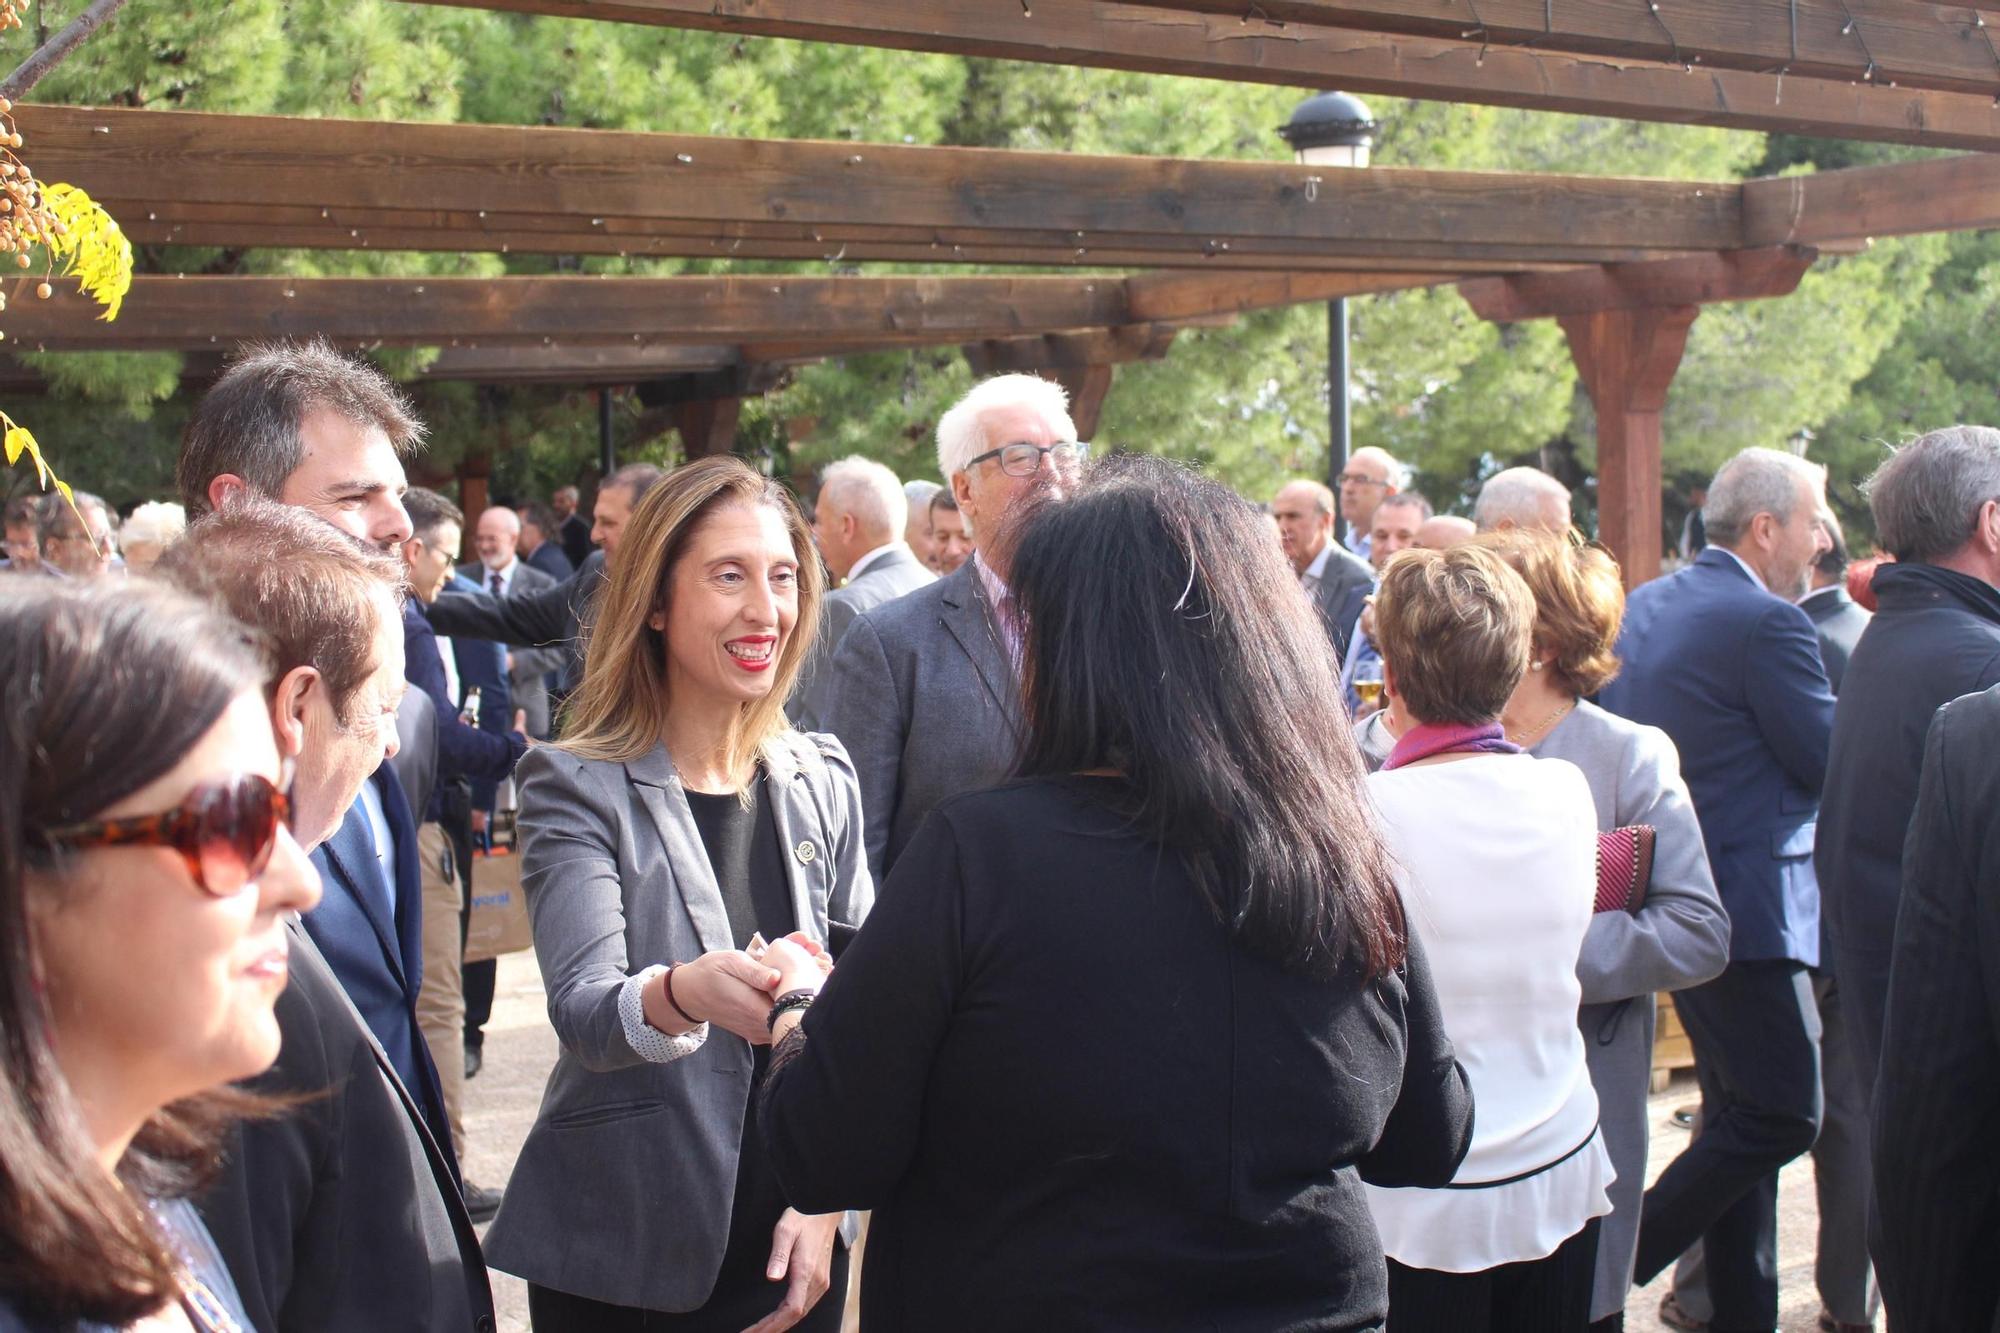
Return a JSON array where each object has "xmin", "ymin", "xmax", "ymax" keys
[{"xmin": 1355, "ymin": 677, "xmax": 1384, "ymax": 710}]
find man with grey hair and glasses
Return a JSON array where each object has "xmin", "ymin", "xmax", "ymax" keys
[
  {"xmin": 1601, "ymin": 445, "xmax": 1836, "ymax": 1333},
  {"xmin": 823, "ymin": 373, "xmax": 1083, "ymax": 883}
]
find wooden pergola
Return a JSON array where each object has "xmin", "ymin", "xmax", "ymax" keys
[{"xmin": 17, "ymin": 0, "xmax": 2000, "ymax": 581}]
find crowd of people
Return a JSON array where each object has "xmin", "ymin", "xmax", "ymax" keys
[{"xmin": 2, "ymin": 337, "xmax": 1997, "ymax": 1333}]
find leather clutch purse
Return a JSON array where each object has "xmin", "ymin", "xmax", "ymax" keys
[{"xmin": 1594, "ymin": 825, "xmax": 1655, "ymax": 914}]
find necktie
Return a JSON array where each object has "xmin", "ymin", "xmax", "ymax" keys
[{"xmin": 489, "ymin": 570, "xmax": 503, "ymax": 597}]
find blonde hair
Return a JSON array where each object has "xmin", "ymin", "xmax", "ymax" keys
[
  {"xmin": 1473, "ymin": 529, "xmax": 1626, "ymax": 698},
  {"xmin": 557, "ymin": 457, "xmax": 825, "ymax": 782},
  {"xmin": 1372, "ymin": 544, "xmax": 1535, "ymax": 726}
]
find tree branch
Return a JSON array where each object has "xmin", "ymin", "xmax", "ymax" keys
[{"xmin": 1, "ymin": 0, "xmax": 130, "ymax": 103}]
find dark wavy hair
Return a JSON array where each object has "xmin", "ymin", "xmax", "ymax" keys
[
  {"xmin": 0, "ymin": 580, "xmax": 270, "ymax": 1324},
  {"xmin": 1008, "ymin": 454, "xmax": 1406, "ymax": 981}
]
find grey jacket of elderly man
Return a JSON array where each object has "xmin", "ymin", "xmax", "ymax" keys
[{"xmin": 482, "ymin": 732, "xmax": 872, "ymax": 1313}]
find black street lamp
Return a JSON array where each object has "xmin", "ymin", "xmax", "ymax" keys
[{"xmin": 1278, "ymin": 91, "xmax": 1378, "ymax": 540}]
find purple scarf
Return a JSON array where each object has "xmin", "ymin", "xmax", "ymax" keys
[{"xmin": 1382, "ymin": 721, "xmax": 1522, "ymax": 771}]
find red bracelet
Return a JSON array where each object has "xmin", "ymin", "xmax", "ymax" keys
[{"xmin": 662, "ymin": 965, "xmax": 700, "ymax": 1026}]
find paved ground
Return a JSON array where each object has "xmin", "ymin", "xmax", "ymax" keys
[{"xmin": 462, "ymin": 951, "xmax": 1844, "ymax": 1332}]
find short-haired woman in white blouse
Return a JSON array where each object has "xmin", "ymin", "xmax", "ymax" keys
[{"xmin": 1363, "ymin": 545, "xmax": 1614, "ymax": 1332}]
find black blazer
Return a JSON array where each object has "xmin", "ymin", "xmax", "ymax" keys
[
  {"xmin": 1801, "ymin": 584, "xmax": 1871, "ymax": 695},
  {"xmin": 200, "ymin": 920, "xmax": 495, "ymax": 1333},
  {"xmin": 1872, "ymin": 685, "xmax": 2000, "ymax": 1333},
  {"xmin": 761, "ymin": 777, "xmax": 1471, "ymax": 1333},
  {"xmin": 427, "ymin": 550, "xmax": 606, "ymax": 696}
]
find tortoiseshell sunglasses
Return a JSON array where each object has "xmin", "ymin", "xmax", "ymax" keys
[{"xmin": 35, "ymin": 766, "xmax": 294, "ymax": 897}]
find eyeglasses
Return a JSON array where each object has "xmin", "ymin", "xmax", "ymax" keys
[
  {"xmin": 1337, "ymin": 472, "xmax": 1390, "ymax": 488},
  {"xmin": 965, "ymin": 440, "xmax": 1089, "ymax": 478},
  {"xmin": 36, "ymin": 768, "xmax": 294, "ymax": 897}
]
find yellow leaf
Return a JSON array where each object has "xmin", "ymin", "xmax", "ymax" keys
[{"xmin": 38, "ymin": 183, "xmax": 132, "ymax": 323}]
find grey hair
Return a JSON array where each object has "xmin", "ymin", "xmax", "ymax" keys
[
  {"xmin": 1350, "ymin": 446, "xmax": 1411, "ymax": 491},
  {"xmin": 903, "ymin": 479, "xmax": 942, "ymax": 505},
  {"xmin": 118, "ymin": 501, "xmax": 187, "ymax": 552},
  {"xmin": 936, "ymin": 374, "xmax": 1075, "ymax": 480},
  {"xmin": 1862, "ymin": 425, "xmax": 2000, "ymax": 564},
  {"xmin": 1375, "ymin": 491, "xmax": 1434, "ymax": 521},
  {"xmin": 818, "ymin": 455, "xmax": 907, "ymax": 544},
  {"xmin": 1473, "ymin": 467, "xmax": 1572, "ymax": 532},
  {"xmin": 1703, "ymin": 447, "xmax": 1825, "ymax": 548}
]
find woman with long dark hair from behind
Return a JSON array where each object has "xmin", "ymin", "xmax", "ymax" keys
[
  {"xmin": 0, "ymin": 580, "xmax": 320, "ymax": 1331},
  {"xmin": 755, "ymin": 454, "xmax": 1473, "ymax": 1331}
]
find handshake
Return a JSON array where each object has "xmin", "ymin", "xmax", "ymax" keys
[{"xmin": 646, "ymin": 931, "xmax": 832, "ymax": 1046}]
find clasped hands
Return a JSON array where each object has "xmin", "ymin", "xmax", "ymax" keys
[{"xmin": 644, "ymin": 931, "xmax": 831, "ymax": 1045}]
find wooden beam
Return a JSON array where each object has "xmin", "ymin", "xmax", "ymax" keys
[
  {"xmin": 964, "ymin": 324, "xmax": 1181, "ymax": 374},
  {"xmin": 1138, "ymin": 0, "xmax": 2000, "ymax": 98},
  {"xmin": 1560, "ymin": 305, "xmax": 1700, "ymax": 587},
  {"xmin": 108, "ymin": 200, "xmax": 1593, "ymax": 272},
  {"xmin": 17, "ymin": 105, "xmax": 1744, "ymax": 264},
  {"xmin": 0, "ymin": 270, "xmax": 1423, "ymax": 354},
  {"xmin": 1459, "ymin": 246, "xmax": 1817, "ymax": 321},
  {"xmin": 0, "ymin": 274, "xmax": 1138, "ymax": 351},
  {"xmin": 396, "ymin": 0, "xmax": 2000, "ymax": 151},
  {"xmin": 1126, "ymin": 269, "xmax": 1449, "ymax": 322},
  {"xmin": 1742, "ymin": 152, "xmax": 2000, "ymax": 246}
]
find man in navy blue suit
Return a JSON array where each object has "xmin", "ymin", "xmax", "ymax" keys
[
  {"xmin": 174, "ymin": 343, "xmax": 497, "ymax": 1331},
  {"xmin": 1601, "ymin": 446, "xmax": 1837, "ymax": 1333},
  {"xmin": 401, "ymin": 487, "xmax": 525, "ymax": 1220}
]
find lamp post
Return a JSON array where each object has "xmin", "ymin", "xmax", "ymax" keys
[{"xmin": 1278, "ymin": 91, "xmax": 1378, "ymax": 543}]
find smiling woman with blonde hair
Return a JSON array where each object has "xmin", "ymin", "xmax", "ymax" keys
[{"xmin": 485, "ymin": 456, "xmax": 870, "ymax": 1333}]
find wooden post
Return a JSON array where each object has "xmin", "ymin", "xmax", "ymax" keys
[
  {"xmin": 1051, "ymin": 365, "xmax": 1115, "ymax": 441},
  {"xmin": 1459, "ymin": 248, "xmax": 1817, "ymax": 588},
  {"xmin": 674, "ymin": 397, "xmax": 742, "ymax": 458},
  {"xmin": 458, "ymin": 451, "xmax": 492, "ymax": 534},
  {"xmin": 1557, "ymin": 305, "xmax": 1698, "ymax": 588}
]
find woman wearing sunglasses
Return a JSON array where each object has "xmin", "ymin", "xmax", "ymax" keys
[{"xmin": 1, "ymin": 580, "xmax": 319, "ymax": 1332}]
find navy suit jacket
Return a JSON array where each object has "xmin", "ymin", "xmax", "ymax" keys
[
  {"xmin": 403, "ymin": 597, "xmax": 524, "ymax": 824},
  {"xmin": 525, "ymin": 540, "xmax": 575, "ymax": 582},
  {"xmin": 1599, "ymin": 547, "xmax": 1835, "ymax": 966},
  {"xmin": 303, "ymin": 763, "xmax": 453, "ymax": 1153}
]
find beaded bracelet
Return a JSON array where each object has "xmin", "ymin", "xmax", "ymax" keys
[{"xmin": 766, "ymin": 989, "xmax": 816, "ymax": 1033}]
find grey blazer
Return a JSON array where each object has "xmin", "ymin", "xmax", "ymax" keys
[
  {"xmin": 1359, "ymin": 703, "xmax": 1731, "ymax": 1320},
  {"xmin": 821, "ymin": 559, "xmax": 1021, "ymax": 884},
  {"xmin": 1311, "ymin": 543, "xmax": 1376, "ymax": 663},
  {"xmin": 482, "ymin": 734, "xmax": 872, "ymax": 1312},
  {"xmin": 1802, "ymin": 584, "xmax": 1871, "ymax": 695},
  {"xmin": 789, "ymin": 545, "xmax": 936, "ymax": 732},
  {"xmin": 459, "ymin": 559, "xmax": 564, "ymax": 738}
]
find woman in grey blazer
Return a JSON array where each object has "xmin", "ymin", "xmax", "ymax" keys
[{"xmin": 483, "ymin": 458, "xmax": 871, "ymax": 1333}]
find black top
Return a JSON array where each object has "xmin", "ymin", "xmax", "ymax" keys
[
  {"xmin": 651, "ymin": 776, "xmax": 820, "ymax": 1332},
  {"xmin": 684, "ymin": 776, "xmax": 795, "ymax": 951},
  {"xmin": 199, "ymin": 920, "xmax": 494, "ymax": 1333},
  {"xmin": 1821, "ymin": 563, "xmax": 2000, "ymax": 972},
  {"xmin": 760, "ymin": 776, "xmax": 1472, "ymax": 1333},
  {"xmin": 1873, "ymin": 686, "xmax": 2000, "ymax": 1333}
]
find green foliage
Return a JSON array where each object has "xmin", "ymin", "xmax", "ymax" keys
[{"xmin": 7, "ymin": 3, "xmax": 1988, "ymax": 547}]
